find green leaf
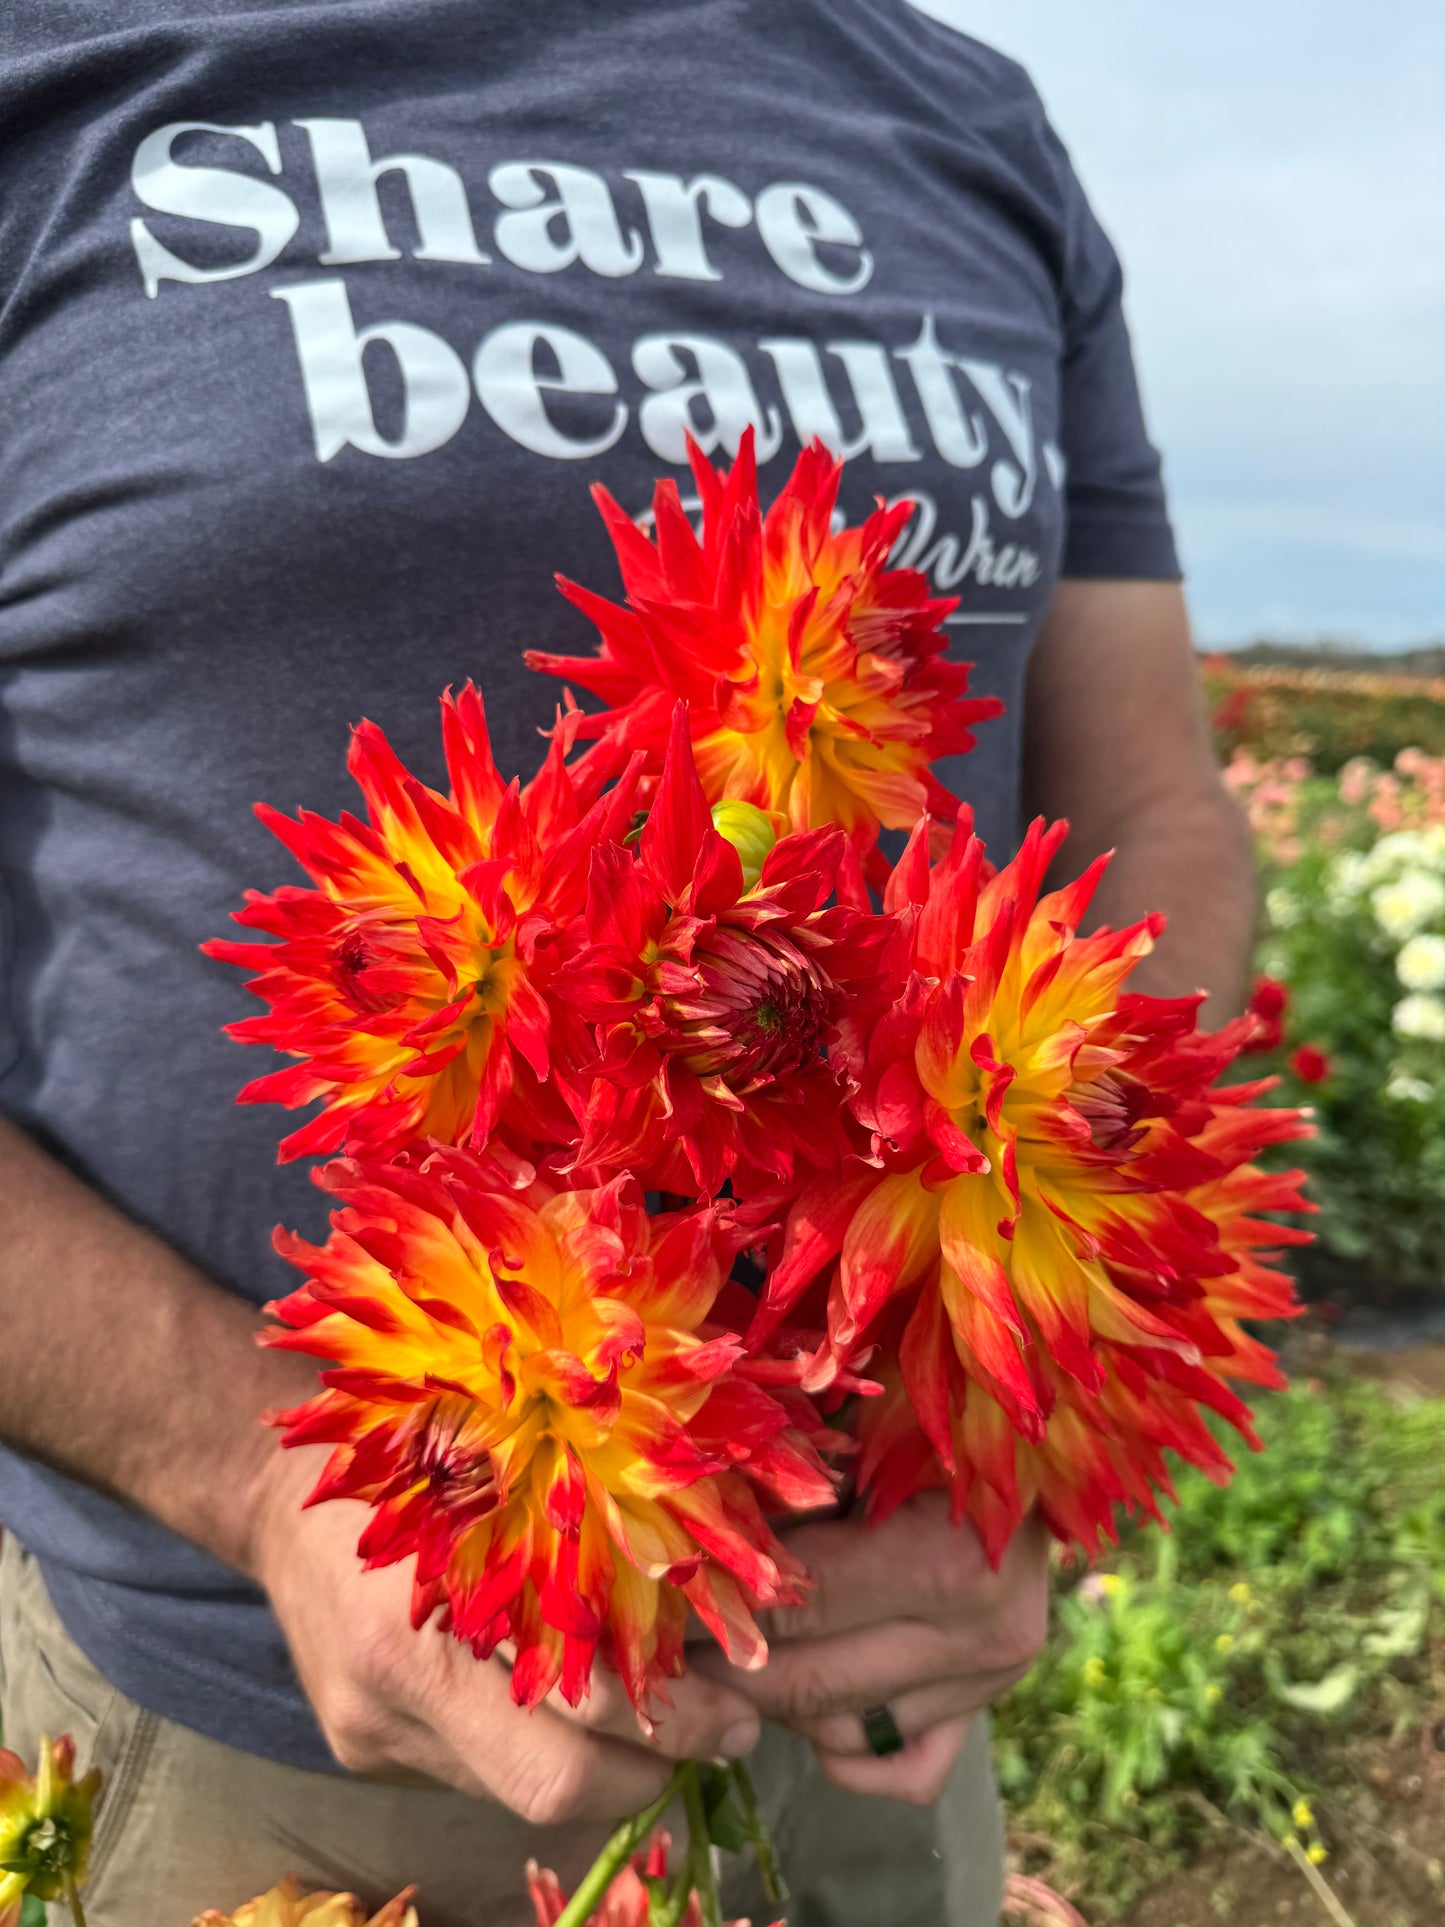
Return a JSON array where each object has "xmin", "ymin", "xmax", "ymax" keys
[{"xmin": 698, "ymin": 1763, "xmax": 750, "ymax": 1855}]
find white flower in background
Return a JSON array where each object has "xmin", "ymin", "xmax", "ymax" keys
[
  {"xmin": 1368, "ymin": 830, "xmax": 1430, "ymax": 879},
  {"xmin": 1265, "ymin": 887, "xmax": 1302, "ymax": 929},
  {"xmin": 1392, "ymin": 993, "xmax": 1445, "ymax": 1042},
  {"xmin": 1423, "ymin": 824, "xmax": 1445, "ymax": 867},
  {"xmin": 1397, "ymin": 933, "xmax": 1445, "ymax": 992},
  {"xmin": 1330, "ymin": 851, "xmax": 1373, "ymax": 901},
  {"xmin": 1385, "ymin": 1073, "xmax": 1436, "ymax": 1104},
  {"xmin": 1372, "ymin": 871, "xmax": 1445, "ymax": 941}
]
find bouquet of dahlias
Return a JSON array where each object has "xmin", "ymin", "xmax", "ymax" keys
[{"xmin": 208, "ymin": 432, "xmax": 1310, "ymax": 1922}]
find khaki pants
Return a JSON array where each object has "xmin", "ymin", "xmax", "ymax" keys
[{"xmin": 0, "ymin": 1537, "xmax": 1003, "ymax": 1926}]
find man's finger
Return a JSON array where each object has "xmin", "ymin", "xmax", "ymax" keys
[
  {"xmin": 422, "ymin": 1638, "xmax": 677, "ymax": 1824},
  {"xmin": 693, "ymin": 1615, "xmax": 1032, "ymax": 1729},
  {"xmin": 554, "ymin": 1662, "xmax": 761, "ymax": 1764},
  {"xmin": 760, "ymin": 1500, "xmax": 1049, "ymax": 1645},
  {"xmin": 816, "ymin": 1713, "xmax": 974, "ymax": 1807},
  {"xmin": 791, "ymin": 1679, "xmax": 987, "ymax": 1758},
  {"xmin": 691, "ymin": 1618, "xmax": 955, "ymax": 1724}
]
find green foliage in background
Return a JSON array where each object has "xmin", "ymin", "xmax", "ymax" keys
[{"xmin": 995, "ymin": 1376, "xmax": 1445, "ymax": 1917}]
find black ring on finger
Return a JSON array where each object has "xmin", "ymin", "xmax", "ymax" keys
[{"xmin": 860, "ymin": 1703, "xmax": 905, "ymax": 1758}]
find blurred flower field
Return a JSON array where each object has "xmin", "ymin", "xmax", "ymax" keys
[
  {"xmin": 1001, "ymin": 656, "xmax": 1445, "ymax": 1927},
  {"xmin": 1222, "ymin": 714, "xmax": 1445, "ymax": 1296}
]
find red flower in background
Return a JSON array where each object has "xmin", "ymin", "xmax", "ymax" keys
[
  {"xmin": 1288, "ymin": 1044, "xmax": 1332, "ymax": 1085},
  {"xmin": 204, "ymin": 687, "xmax": 638, "ymax": 1162},
  {"xmin": 563, "ymin": 706, "xmax": 889, "ymax": 1197},
  {"xmin": 526, "ymin": 431, "xmax": 1000, "ymax": 877},
  {"xmin": 266, "ymin": 1150, "xmax": 835, "ymax": 1718},
  {"xmin": 1243, "ymin": 975, "xmax": 1289, "ymax": 1054}
]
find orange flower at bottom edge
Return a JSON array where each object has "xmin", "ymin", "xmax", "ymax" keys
[
  {"xmin": 192, "ymin": 1877, "xmax": 418, "ymax": 1927},
  {"xmin": 267, "ymin": 1148, "xmax": 837, "ymax": 1720},
  {"xmin": 528, "ymin": 1834, "xmax": 780, "ymax": 1927}
]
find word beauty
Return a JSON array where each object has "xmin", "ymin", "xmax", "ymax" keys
[{"xmin": 127, "ymin": 116, "xmax": 1053, "ymax": 507}]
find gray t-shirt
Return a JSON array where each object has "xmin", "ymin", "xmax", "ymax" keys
[{"xmin": 0, "ymin": 0, "xmax": 1178, "ymax": 1767}]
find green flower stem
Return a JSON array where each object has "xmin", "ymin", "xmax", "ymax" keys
[
  {"xmin": 681, "ymin": 1763, "xmax": 723, "ymax": 1927},
  {"xmin": 730, "ymin": 1759, "xmax": 787, "ymax": 1906},
  {"xmin": 65, "ymin": 1875, "xmax": 88, "ymax": 1927},
  {"xmin": 1281, "ymin": 1836, "xmax": 1358, "ymax": 1927},
  {"xmin": 554, "ymin": 1768, "xmax": 687, "ymax": 1927}
]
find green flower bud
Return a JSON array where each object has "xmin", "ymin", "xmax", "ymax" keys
[{"xmin": 711, "ymin": 801, "xmax": 784, "ymax": 890}]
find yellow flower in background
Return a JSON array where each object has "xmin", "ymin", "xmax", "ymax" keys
[
  {"xmin": 1214, "ymin": 1633, "xmax": 1235, "ymax": 1654},
  {"xmin": 192, "ymin": 1877, "xmax": 418, "ymax": 1927},
  {"xmin": 0, "ymin": 1734, "xmax": 101, "ymax": 1921},
  {"xmin": 1307, "ymin": 1845, "xmax": 1329, "ymax": 1866},
  {"xmin": 1097, "ymin": 1573, "xmax": 1125, "ymax": 1599},
  {"xmin": 1292, "ymin": 1799, "xmax": 1315, "ymax": 1830},
  {"xmin": 1228, "ymin": 1581, "xmax": 1252, "ymax": 1605},
  {"xmin": 1204, "ymin": 1684, "xmax": 1223, "ymax": 1706},
  {"xmin": 1082, "ymin": 1656, "xmax": 1108, "ymax": 1690}
]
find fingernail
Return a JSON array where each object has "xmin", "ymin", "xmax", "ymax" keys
[{"xmin": 719, "ymin": 1720, "xmax": 758, "ymax": 1760}]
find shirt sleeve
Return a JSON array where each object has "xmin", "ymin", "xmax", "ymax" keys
[{"xmin": 1044, "ymin": 128, "xmax": 1182, "ymax": 582}]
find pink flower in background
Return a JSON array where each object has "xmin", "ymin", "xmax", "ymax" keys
[
  {"xmin": 1339, "ymin": 758, "xmax": 1373, "ymax": 807},
  {"xmin": 1333, "ymin": 749, "xmax": 1445, "ymax": 834}
]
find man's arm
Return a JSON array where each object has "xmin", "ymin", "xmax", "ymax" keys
[
  {"xmin": 697, "ymin": 579, "xmax": 1258, "ymax": 1802},
  {"xmin": 0, "ymin": 1117, "xmax": 762, "ymax": 1821},
  {"xmin": 1023, "ymin": 578, "xmax": 1257, "ymax": 1018}
]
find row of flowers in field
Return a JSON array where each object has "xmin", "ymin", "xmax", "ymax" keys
[
  {"xmin": 1204, "ymin": 654, "xmax": 1445, "ymax": 772},
  {"xmin": 1224, "ymin": 744, "xmax": 1445, "ymax": 1289}
]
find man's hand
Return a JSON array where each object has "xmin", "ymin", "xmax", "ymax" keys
[
  {"xmin": 251, "ymin": 1442, "xmax": 764, "ymax": 1826},
  {"xmin": 691, "ymin": 1496, "xmax": 1050, "ymax": 1806}
]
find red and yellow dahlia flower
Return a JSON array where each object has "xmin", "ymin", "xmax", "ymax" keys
[
  {"xmin": 267, "ymin": 1150, "xmax": 835, "ymax": 1717},
  {"xmin": 526, "ymin": 431, "xmax": 1000, "ymax": 871},
  {"xmin": 0, "ymin": 1734, "xmax": 101, "ymax": 1925},
  {"xmin": 204, "ymin": 686, "xmax": 637, "ymax": 1161},
  {"xmin": 193, "ymin": 1879, "xmax": 418, "ymax": 1927},
  {"xmin": 751, "ymin": 814, "xmax": 1312, "ymax": 1563},
  {"xmin": 528, "ymin": 1833, "xmax": 778, "ymax": 1927},
  {"xmin": 565, "ymin": 704, "xmax": 888, "ymax": 1196}
]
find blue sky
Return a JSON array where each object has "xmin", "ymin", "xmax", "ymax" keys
[{"xmin": 908, "ymin": 0, "xmax": 1445, "ymax": 648}]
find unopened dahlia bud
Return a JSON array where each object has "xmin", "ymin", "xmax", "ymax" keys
[{"xmin": 710, "ymin": 800, "xmax": 784, "ymax": 890}]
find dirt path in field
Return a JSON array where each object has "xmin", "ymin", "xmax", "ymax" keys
[{"xmin": 1120, "ymin": 1717, "xmax": 1445, "ymax": 1927}]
